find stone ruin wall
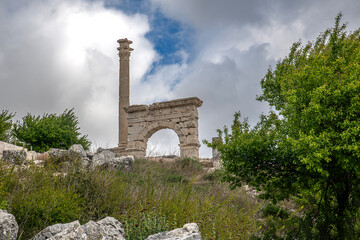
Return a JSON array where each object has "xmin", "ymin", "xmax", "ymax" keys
[
  {"xmin": 121, "ymin": 97, "xmax": 202, "ymax": 159},
  {"xmin": 114, "ymin": 38, "xmax": 221, "ymax": 164}
]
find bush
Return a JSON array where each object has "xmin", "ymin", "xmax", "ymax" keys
[
  {"xmin": 0, "ymin": 164, "xmax": 82, "ymax": 239},
  {"xmin": 13, "ymin": 108, "xmax": 90, "ymax": 152},
  {"xmin": 60, "ymin": 165, "xmax": 129, "ymax": 221},
  {"xmin": 208, "ymin": 14, "xmax": 360, "ymax": 238},
  {"xmin": 0, "ymin": 175, "xmax": 9, "ymax": 210},
  {"xmin": 250, "ymin": 204, "xmax": 307, "ymax": 240},
  {"xmin": 0, "ymin": 110, "xmax": 14, "ymax": 141},
  {"xmin": 261, "ymin": 203, "xmax": 289, "ymax": 220}
]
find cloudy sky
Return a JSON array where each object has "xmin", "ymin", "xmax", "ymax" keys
[{"xmin": 1, "ymin": 0, "xmax": 360, "ymax": 157}]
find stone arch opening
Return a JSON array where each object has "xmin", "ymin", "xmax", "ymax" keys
[
  {"xmin": 146, "ymin": 129, "xmax": 180, "ymax": 157},
  {"xmin": 141, "ymin": 122, "xmax": 184, "ymax": 157}
]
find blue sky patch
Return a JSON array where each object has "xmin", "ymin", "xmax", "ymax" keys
[
  {"xmin": 103, "ymin": 0, "xmax": 194, "ymax": 68},
  {"xmin": 103, "ymin": 0, "xmax": 149, "ymax": 15},
  {"xmin": 145, "ymin": 8, "xmax": 193, "ymax": 66}
]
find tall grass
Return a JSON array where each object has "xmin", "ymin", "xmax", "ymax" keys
[{"xmin": 0, "ymin": 157, "xmax": 260, "ymax": 239}]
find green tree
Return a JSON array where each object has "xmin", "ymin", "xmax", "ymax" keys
[
  {"xmin": 0, "ymin": 110, "xmax": 15, "ymax": 141},
  {"xmin": 13, "ymin": 109, "xmax": 91, "ymax": 152},
  {"xmin": 209, "ymin": 14, "xmax": 360, "ymax": 239}
]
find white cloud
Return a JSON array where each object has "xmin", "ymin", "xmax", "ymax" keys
[
  {"xmin": 172, "ymin": 44, "xmax": 273, "ymax": 156},
  {"xmin": 0, "ymin": 0, "xmax": 155, "ymax": 149},
  {"xmin": 148, "ymin": 0, "xmax": 360, "ymax": 157},
  {"xmin": 131, "ymin": 57, "xmax": 188, "ymax": 104},
  {"xmin": 2, "ymin": 0, "xmax": 360, "ymax": 158}
]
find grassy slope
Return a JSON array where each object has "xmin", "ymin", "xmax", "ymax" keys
[{"xmin": 0, "ymin": 158, "xmax": 261, "ymax": 240}]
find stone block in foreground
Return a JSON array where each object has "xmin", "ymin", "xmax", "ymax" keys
[
  {"xmin": 0, "ymin": 209, "xmax": 18, "ymax": 240},
  {"xmin": 30, "ymin": 217, "xmax": 125, "ymax": 240},
  {"xmin": 145, "ymin": 223, "xmax": 201, "ymax": 240}
]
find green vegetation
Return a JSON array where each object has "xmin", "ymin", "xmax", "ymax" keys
[
  {"xmin": 13, "ymin": 108, "xmax": 91, "ymax": 152},
  {"xmin": 0, "ymin": 157, "xmax": 260, "ymax": 240},
  {"xmin": 0, "ymin": 110, "xmax": 14, "ymax": 141},
  {"xmin": 208, "ymin": 14, "xmax": 360, "ymax": 239},
  {"xmin": 3, "ymin": 12, "xmax": 359, "ymax": 240}
]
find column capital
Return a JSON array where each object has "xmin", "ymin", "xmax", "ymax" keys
[{"xmin": 117, "ymin": 38, "xmax": 133, "ymax": 60}]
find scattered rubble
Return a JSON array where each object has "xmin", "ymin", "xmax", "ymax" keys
[{"xmin": 0, "ymin": 141, "xmax": 135, "ymax": 173}]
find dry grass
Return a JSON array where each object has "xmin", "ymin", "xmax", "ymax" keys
[{"xmin": 0, "ymin": 157, "xmax": 262, "ymax": 240}]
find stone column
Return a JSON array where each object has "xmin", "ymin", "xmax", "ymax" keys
[
  {"xmin": 117, "ymin": 38, "xmax": 133, "ymax": 150},
  {"xmin": 212, "ymin": 137, "xmax": 221, "ymax": 168},
  {"xmin": 180, "ymin": 143, "xmax": 200, "ymax": 158}
]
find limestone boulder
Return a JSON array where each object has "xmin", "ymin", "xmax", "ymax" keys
[
  {"xmin": 0, "ymin": 141, "xmax": 25, "ymax": 154},
  {"xmin": 90, "ymin": 150, "xmax": 115, "ymax": 169},
  {"xmin": 206, "ymin": 167, "xmax": 216, "ymax": 174},
  {"xmin": 78, "ymin": 221, "xmax": 99, "ymax": 239},
  {"xmin": 96, "ymin": 147, "xmax": 104, "ymax": 153},
  {"xmin": 26, "ymin": 151, "xmax": 38, "ymax": 161},
  {"xmin": 91, "ymin": 150, "xmax": 135, "ymax": 172},
  {"xmin": 36, "ymin": 152, "xmax": 50, "ymax": 161},
  {"xmin": 91, "ymin": 217, "xmax": 125, "ymax": 239},
  {"xmin": 68, "ymin": 144, "xmax": 91, "ymax": 167},
  {"xmin": 68, "ymin": 144, "xmax": 87, "ymax": 159},
  {"xmin": 30, "ymin": 220, "xmax": 83, "ymax": 240},
  {"xmin": 2, "ymin": 150, "xmax": 27, "ymax": 164},
  {"xmin": 0, "ymin": 209, "xmax": 18, "ymax": 240},
  {"xmin": 145, "ymin": 223, "xmax": 201, "ymax": 240},
  {"xmin": 86, "ymin": 150, "xmax": 94, "ymax": 160},
  {"xmin": 0, "ymin": 142, "xmax": 28, "ymax": 163},
  {"xmin": 110, "ymin": 156, "xmax": 135, "ymax": 172},
  {"xmin": 31, "ymin": 217, "xmax": 125, "ymax": 240},
  {"xmin": 48, "ymin": 148, "xmax": 69, "ymax": 161}
]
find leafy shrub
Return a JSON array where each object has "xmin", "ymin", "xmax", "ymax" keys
[
  {"xmin": 61, "ymin": 166, "xmax": 129, "ymax": 221},
  {"xmin": 0, "ymin": 164, "xmax": 82, "ymax": 239},
  {"xmin": 0, "ymin": 175, "xmax": 9, "ymax": 210},
  {"xmin": 0, "ymin": 109, "xmax": 14, "ymax": 141},
  {"xmin": 261, "ymin": 203, "xmax": 289, "ymax": 220},
  {"xmin": 250, "ymin": 205, "xmax": 306, "ymax": 240},
  {"xmin": 13, "ymin": 108, "xmax": 90, "ymax": 152},
  {"xmin": 207, "ymin": 14, "xmax": 360, "ymax": 238}
]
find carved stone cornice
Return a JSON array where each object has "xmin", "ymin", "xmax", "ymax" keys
[{"xmin": 125, "ymin": 97, "xmax": 203, "ymax": 113}]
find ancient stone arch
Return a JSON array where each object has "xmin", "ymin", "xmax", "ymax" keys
[
  {"xmin": 114, "ymin": 38, "xmax": 203, "ymax": 159},
  {"xmin": 124, "ymin": 97, "xmax": 202, "ymax": 158}
]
